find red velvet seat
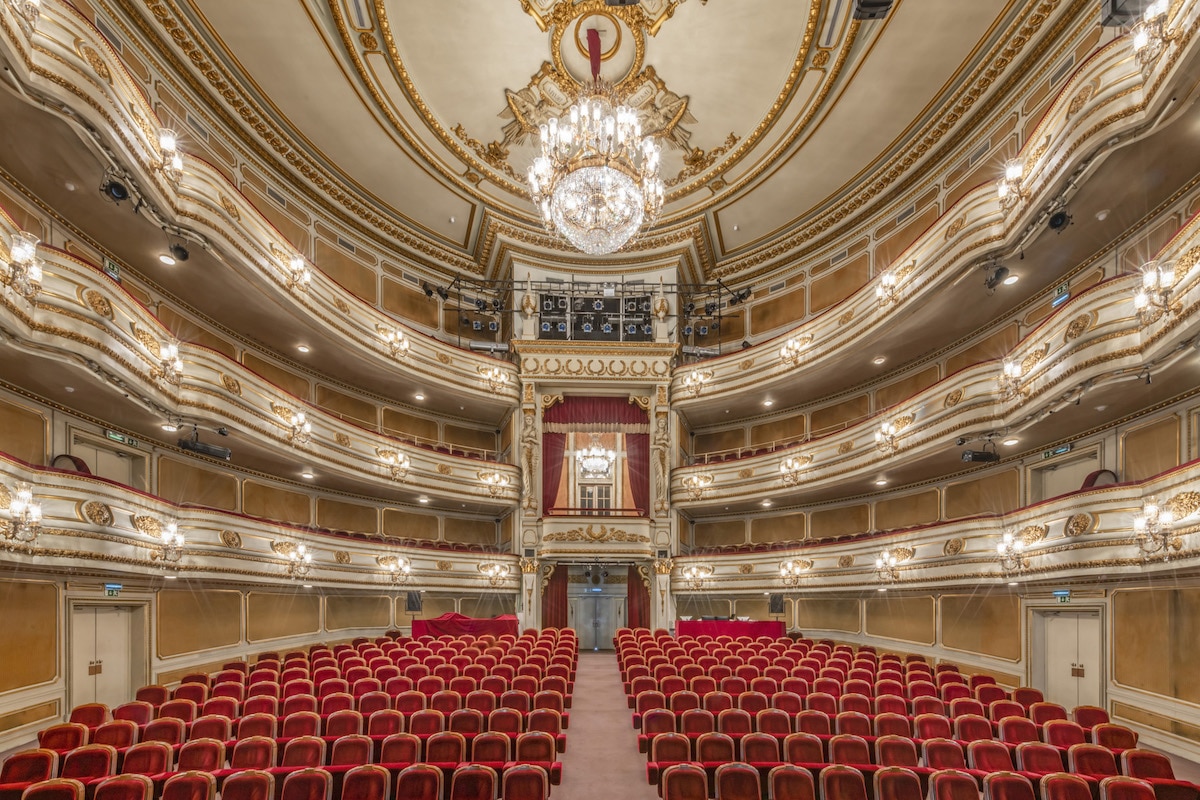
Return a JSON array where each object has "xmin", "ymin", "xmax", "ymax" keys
[
  {"xmin": 329, "ymin": 735, "xmax": 372, "ymax": 767},
  {"xmin": 835, "ymin": 712, "xmax": 871, "ymax": 737},
  {"xmin": 1092, "ymin": 724, "xmax": 1138, "ymax": 750},
  {"xmin": 396, "ymin": 764, "xmax": 443, "ymax": 800},
  {"xmin": 718, "ymin": 709, "xmax": 753, "ymax": 737},
  {"xmin": 68, "ymin": 705, "xmax": 109, "ymax": 730},
  {"xmin": 279, "ymin": 769, "xmax": 332, "ymax": 800},
  {"xmin": 876, "ymin": 735, "xmax": 919, "ymax": 768},
  {"xmin": 715, "ymin": 762, "xmax": 760, "ymax": 800},
  {"xmin": 177, "ymin": 739, "xmax": 224, "ymax": 772},
  {"xmin": 135, "ymin": 687, "xmax": 169, "ymax": 707},
  {"xmin": 949, "ymin": 699, "xmax": 985, "ymax": 719},
  {"xmin": 874, "ymin": 767, "xmax": 924, "ymax": 800},
  {"xmin": 319, "ymin": 693, "xmax": 354, "ymax": 716},
  {"xmin": 59, "ymin": 745, "xmax": 117, "ymax": 782},
  {"xmin": 796, "ymin": 710, "xmax": 831, "ymax": 736},
  {"xmin": 112, "ymin": 703, "xmax": 153, "ymax": 727},
  {"xmin": 1014, "ymin": 742, "xmax": 1064, "ymax": 775},
  {"xmin": 983, "ymin": 772, "xmax": 1037, "ymax": 800},
  {"xmin": 819, "ymin": 765, "xmax": 869, "ymax": 800},
  {"xmin": 929, "ymin": 769, "xmax": 980, "ymax": 800},
  {"xmin": 1030, "ymin": 703, "xmax": 1069, "ymax": 726},
  {"xmin": 923, "ymin": 740, "xmax": 968, "ymax": 771},
  {"xmin": 158, "ymin": 700, "xmax": 198, "ymax": 723},
  {"xmin": 1099, "ymin": 778, "xmax": 1157, "ymax": 800},
  {"xmin": 968, "ymin": 740, "xmax": 1014, "ymax": 772},
  {"xmin": 1012, "ymin": 688, "xmax": 1044, "ymax": 711},
  {"xmin": 1040, "ymin": 772, "xmax": 1093, "ymax": 800},
  {"xmin": 379, "ymin": 733, "xmax": 421, "ymax": 765},
  {"xmin": 1044, "ymin": 720, "xmax": 1087, "ymax": 749},
  {"xmin": 997, "ymin": 716, "xmax": 1038, "ymax": 745},
  {"xmin": 1, "ymin": 750, "xmax": 57, "ymax": 789},
  {"xmin": 990, "ymin": 700, "xmax": 1026, "ymax": 723},
  {"xmin": 92, "ymin": 775, "xmax": 152, "ymax": 800},
  {"xmin": 341, "ymin": 765, "xmax": 390, "ymax": 800},
  {"xmin": 230, "ymin": 736, "xmax": 277, "ymax": 770},
  {"xmin": 160, "ymin": 772, "xmax": 216, "ymax": 800},
  {"xmin": 829, "ymin": 735, "xmax": 871, "ymax": 766},
  {"xmin": 1121, "ymin": 749, "xmax": 1176, "ymax": 780},
  {"xmin": 873, "ymin": 712, "xmax": 911, "ymax": 738},
  {"xmin": 1068, "ymin": 744, "xmax": 1119, "ymax": 779},
  {"xmin": 37, "ymin": 724, "xmax": 89, "ymax": 753},
  {"xmin": 472, "ymin": 731, "xmax": 511, "ymax": 763},
  {"xmin": 660, "ymin": 764, "xmax": 707, "ymax": 800},
  {"xmin": 741, "ymin": 732, "xmax": 781, "ymax": 763},
  {"xmin": 448, "ymin": 764, "xmax": 496, "ymax": 800},
  {"xmin": 325, "ymin": 709, "xmax": 364, "ymax": 737},
  {"xmin": 915, "ymin": 714, "xmax": 953, "ymax": 740},
  {"xmin": 697, "ymin": 732, "xmax": 736, "ymax": 764},
  {"xmin": 142, "ymin": 718, "xmax": 185, "ymax": 746},
  {"xmin": 768, "ymin": 765, "xmax": 816, "ymax": 800},
  {"xmin": 280, "ymin": 711, "xmax": 321, "ymax": 739},
  {"xmin": 91, "ymin": 721, "xmax": 136, "ymax": 750},
  {"xmin": 280, "ymin": 736, "xmax": 326, "ymax": 768},
  {"xmin": 1073, "ymin": 706, "xmax": 1110, "ymax": 729}
]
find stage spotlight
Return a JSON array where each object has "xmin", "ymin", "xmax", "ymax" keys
[
  {"xmin": 169, "ymin": 243, "xmax": 190, "ymax": 262},
  {"xmin": 705, "ymin": 301, "xmax": 718, "ymax": 315},
  {"xmin": 474, "ymin": 298, "xmax": 487, "ymax": 311},
  {"xmin": 101, "ymin": 179, "xmax": 130, "ymax": 204},
  {"xmin": 984, "ymin": 266, "xmax": 1010, "ymax": 291},
  {"xmin": 683, "ymin": 302, "xmax": 696, "ymax": 315},
  {"xmin": 436, "ymin": 286, "xmax": 449, "ymax": 301},
  {"xmin": 423, "ymin": 282, "xmax": 434, "ymax": 299},
  {"xmin": 491, "ymin": 298, "xmax": 504, "ymax": 312}
]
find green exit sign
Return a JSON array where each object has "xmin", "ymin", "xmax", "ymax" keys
[
  {"xmin": 104, "ymin": 583, "xmax": 122, "ymax": 597},
  {"xmin": 1058, "ymin": 595, "xmax": 1071, "ymax": 604}
]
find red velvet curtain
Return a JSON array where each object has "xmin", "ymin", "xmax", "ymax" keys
[
  {"xmin": 543, "ymin": 396, "xmax": 649, "ymax": 429},
  {"xmin": 542, "ymin": 564, "xmax": 569, "ymax": 629},
  {"xmin": 627, "ymin": 565, "xmax": 649, "ymax": 629},
  {"xmin": 542, "ymin": 433, "xmax": 566, "ymax": 514},
  {"xmin": 626, "ymin": 433, "xmax": 649, "ymax": 515}
]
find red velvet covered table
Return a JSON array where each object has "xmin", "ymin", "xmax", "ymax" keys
[
  {"xmin": 675, "ymin": 619, "xmax": 786, "ymax": 639},
  {"xmin": 410, "ymin": 612, "xmax": 520, "ymax": 638}
]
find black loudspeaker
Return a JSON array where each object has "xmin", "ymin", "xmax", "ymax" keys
[
  {"xmin": 768, "ymin": 594, "xmax": 785, "ymax": 615},
  {"xmin": 405, "ymin": 591, "xmax": 423, "ymax": 613}
]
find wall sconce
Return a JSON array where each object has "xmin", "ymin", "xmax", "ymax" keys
[
  {"xmin": 1133, "ymin": 0, "xmax": 1173, "ymax": 76},
  {"xmin": 1134, "ymin": 496, "xmax": 1179, "ymax": 562},
  {"xmin": 681, "ymin": 472, "xmax": 714, "ymax": 500},
  {"xmin": 283, "ymin": 542, "xmax": 313, "ymax": 579},
  {"xmin": 780, "ymin": 334, "xmax": 813, "ymax": 367},
  {"xmin": 479, "ymin": 470, "xmax": 510, "ymax": 496},
  {"xmin": 996, "ymin": 531, "xmax": 1028, "ymax": 574},
  {"xmin": 379, "ymin": 555, "xmax": 412, "ymax": 585},
  {"xmin": 682, "ymin": 369, "xmax": 713, "ymax": 397},
  {"xmin": 875, "ymin": 549, "xmax": 900, "ymax": 582},
  {"xmin": 997, "ymin": 159, "xmax": 1027, "ymax": 214},
  {"xmin": 379, "ymin": 327, "xmax": 410, "ymax": 358},
  {"xmin": 680, "ymin": 563, "xmax": 714, "ymax": 590},
  {"xmin": 4, "ymin": 482, "xmax": 42, "ymax": 545},
  {"xmin": 779, "ymin": 454, "xmax": 812, "ymax": 486},
  {"xmin": 158, "ymin": 129, "xmax": 184, "ymax": 183},
  {"xmin": 378, "ymin": 449, "xmax": 410, "ymax": 480},
  {"xmin": 4, "ymin": 231, "xmax": 43, "ymax": 301},
  {"xmin": 479, "ymin": 365, "xmax": 509, "ymax": 393},
  {"xmin": 479, "ymin": 562, "xmax": 511, "ymax": 586},
  {"xmin": 284, "ymin": 410, "xmax": 312, "ymax": 445},
  {"xmin": 153, "ymin": 519, "xmax": 185, "ymax": 565},
  {"xmin": 157, "ymin": 342, "xmax": 184, "ymax": 386},
  {"xmin": 876, "ymin": 269, "xmax": 898, "ymax": 307},
  {"xmin": 998, "ymin": 358, "xmax": 1023, "ymax": 398},
  {"xmin": 779, "ymin": 558, "xmax": 812, "ymax": 587},
  {"xmin": 9, "ymin": 0, "xmax": 40, "ymax": 27},
  {"xmin": 875, "ymin": 421, "xmax": 899, "ymax": 454},
  {"xmin": 1134, "ymin": 259, "xmax": 1175, "ymax": 326},
  {"xmin": 287, "ymin": 254, "xmax": 311, "ymax": 292}
]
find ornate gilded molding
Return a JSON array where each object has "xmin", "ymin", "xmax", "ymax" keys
[
  {"xmin": 131, "ymin": 515, "xmax": 161, "ymax": 537},
  {"xmin": 943, "ymin": 537, "xmax": 964, "ymax": 556},
  {"xmin": 542, "ymin": 524, "xmax": 650, "ymax": 543},
  {"xmin": 80, "ymin": 501, "xmax": 113, "ymax": 527},
  {"xmin": 1064, "ymin": 513, "xmax": 1096, "ymax": 537},
  {"xmin": 653, "ymin": 558, "xmax": 674, "ymax": 575},
  {"xmin": 519, "ymin": 557, "xmax": 539, "ymax": 574},
  {"xmin": 1167, "ymin": 491, "xmax": 1200, "ymax": 519},
  {"xmin": 219, "ymin": 530, "xmax": 242, "ymax": 549},
  {"xmin": 837, "ymin": 555, "xmax": 855, "ymax": 568},
  {"xmin": 437, "ymin": 560, "xmax": 454, "ymax": 571},
  {"xmin": 1019, "ymin": 524, "xmax": 1049, "ymax": 545},
  {"xmin": 334, "ymin": 550, "xmax": 351, "ymax": 564}
]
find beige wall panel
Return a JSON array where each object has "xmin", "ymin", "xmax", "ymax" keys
[
  {"xmin": 811, "ymin": 395, "xmax": 869, "ymax": 435},
  {"xmin": 241, "ymin": 185, "xmax": 308, "ymax": 246},
  {"xmin": 750, "ymin": 286, "xmax": 806, "ymax": 333},
  {"xmin": 875, "ymin": 490, "xmax": 940, "ymax": 531},
  {"xmin": 944, "ymin": 469, "xmax": 1019, "ymax": 519},
  {"xmin": 501, "ymin": 415, "xmax": 514, "ymax": 452},
  {"xmin": 1122, "ymin": 417, "xmax": 1180, "ymax": 483},
  {"xmin": 874, "ymin": 188, "xmax": 938, "ymax": 239},
  {"xmin": 940, "ymin": 593, "xmax": 1021, "ymax": 660},
  {"xmin": 500, "ymin": 514, "xmax": 513, "ymax": 547},
  {"xmin": 694, "ymin": 429, "xmax": 746, "ymax": 454},
  {"xmin": 1120, "ymin": 217, "xmax": 1184, "ymax": 273},
  {"xmin": 242, "ymin": 353, "xmax": 311, "ymax": 400},
  {"xmin": 875, "ymin": 206, "xmax": 940, "ymax": 269},
  {"xmin": 0, "ymin": 701, "xmax": 59, "ymax": 735},
  {"xmin": 811, "ymin": 238, "xmax": 871, "ymax": 278},
  {"xmin": 876, "ymin": 367, "xmax": 941, "ymax": 410},
  {"xmin": 695, "ymin": 311, "xmax": 745, "ymax": 348},
  {"xmin": 383, "ymin": 509, "xmax": 439, "ymax": 541},
  {"xmin": 1023, "ymin": 269, "xmax": 1105, "ymax": 328},
  {"xmin": 694, "ymin": 520, "xmax": 746, "ymax": 548},
  {"xmin": 314, "ymin": 240, "xmax": 378, "ymax": 304},
  {"xmin": 810, "ymin": 505, "xmax": 869, "ymax": 539},
  {"xmin": 462, "ymin": 594, "xmax": 517, "ymax": 618},
  {"xmin": 810, "ymin": 254, "xmax": 870, "ymax": 313},
  {"xmin": 157, "ymin": 306, "xmax": 237, "ymax": 359},
  {"xmin": 382, "ymin": 408, "xmax": 440, "ymax": 441},
  {"xmin": 382, "ymin": 277, "xmax": 441, "ymax": 329},
  {"xmin": 0, "ymin": 398, "xmax": 46, "ymax": 465},
  {"xmin": 676, "ymin": 595, "xmax": 731, "ymax": 620},
  {"xmin": 0, "ymin": 194, "xmax": 44, "ymax": 237},
  {"xmin": 750, "ymin": 513, "xmax": 805, "ymax": 544},
  {"xmin": 157, "ymin": 589, "xmax": 242, "ymax": 657},
  {"xmin": 945, "ymin": 323, "xmax": 1019, "ymax": 375},
  {"xmin": 750, "ymin": 415, "xmax": 807, "ymax": 447},
  {"xmin": 1113, "ymin": 588, "xmax": 1200, "ymax": 703},
  {"xmin": 315, "ymin": 385, "xmax": 376, "ymax": 428},
  {"xmin": 796, "ymin": 598, "xmax": 860, "ymax": 632},
  {"xmin": 865, "ymin": 595, "xmax": 935, "ymax": 644},
  {"xmin": 247, "ymin": 592, "xmax": 321, "ymax": 642},
  {"xmin": 444, "ymin": 518, "xmax": 495, "ymax": 545},
  {"xmin": 734, "ymin": 598, "xmax": 771, "ymax": 621},
  {"xmin": 1113, "ymin": 702, "xmax": 1200, "ymax": 744},
  {"xmin": 406, "ymin": 596, "xmax": 456, "ymax": 620},
  {"xmin": 243, "ymin": 481, "xmax": 311, "ymax": 526},
  {"xmin": 158, "ymin": 456, "xmax": 238, "ymax": 510},
  {"xmin": 445, "ymin": 425, "xmax": 496, "ymax": 451},
  {"xmin": 0, "ymin": 581, "xmax": 57, "ymax": 692},
  {"xmin": 316, "ymin": 498, "xmax": 378, "ymax": 534},
  {"xmin": 326, "ymin": 595, "xmax": 391, "ymax": 630},
  {"xmin": 158, "ymin": 659, "xmax": 230, "ymax": 686}
]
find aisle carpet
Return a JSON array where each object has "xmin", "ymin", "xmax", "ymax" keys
[{"xmin": 558, "ymin": 652, "xmax": 660, "ymax": 800}]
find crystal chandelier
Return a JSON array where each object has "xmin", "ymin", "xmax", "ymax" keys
[
  {"xmin": 286, "ymin": 411, "xmax": 312, "ymax": 445},
  {"xmin": 479, "ymin": 562, "xmax": 511, "ymax": 586},
  {"xmin": 285, "ymin": 543, "xmax": 313, "ymax": 579},
  {"xmin": 155, "ymin": 520, "xmax": 185, "ymax": 565},
  {"xmin": 4, "ymin": 231, "xmax": 43, "ymax": 301},
  {"xmin": 575, "ymin": 435, "xmax": 616, "ymax": 479},
  {"xmin": 1133, "ymin": 0, "xmax": 1171, "ymax": 75},
  {"xmin": 1134, "ymin": 496, "xmax": 1179, "ymax": 562},
  {"xmin": 378, "ymin": 449, "xmax": 410, "ymax": 481},
  {"xmin": 380, "ymin": 555, "xmax": 412, "ymax": 585},
  {"xmin": 780, "ymin": 334, "xmax": 813, "ymax": 367},
  {"xmin": 527, "ymin": 32, "xmax": 664, "ymax": 255},
  {"xmin": 480, "ymin": 470, "xmax": 510, "ymax": 497},
  {"xmin": 1134, "ymin": 260, "xmax": 1175, "ymax": 325},
  {"xmin": 779, "ymin": 559, "xmax": 812, "ymax": 587},
  {"xmin": 997, "ymin": 159, "xmax": 1026, "ymax": 214},
  {"xmin": 158, "ymin": 342, "xmax": 184, "ymax": 385},
  {"xmin": 996, "ymin": 531, "xmax": 1028, "ymax": 574},
  {"xmin": 681, "ymin": 564, "xmax": 714, "ymax": 590},
  {"xmin": 158, "ymin": 129, "xmax": 184, "ymax": 184},
  {"xmin": 998, "ymin": 358, "xmax": 1023, "ymax": 398},
  {"xmin": 5, "ymin": 482, "xmax": 42, "ymax": 545},
  {"xmin": 875, "ymin": 421, "xmax": 899, "ymax": 454},
  {"xmin": 681, "ymin": 472, "xmax": 713, "ymax": 500},
  {"xmin": 779, "ymin": 454, "xmax": 812, "ymax": 487},
  {"xmin": 875, "ymin": 549, "xmax": 900, "ymax": 582}
]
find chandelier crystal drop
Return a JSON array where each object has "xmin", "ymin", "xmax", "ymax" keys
[
  {"xmin": 7, "ymin": 482, "xmax": 42, "ymax": 544},
  {"xmin": 5, "ymin": 231, "xmax": 43, "ymax": 301},
  {"xmin": 576, "ymin": 434, "xmax": 616, "ymax": 479},
  {"xmin": 527, "ymin": 36, "xmax": 664, "ymax": 255}
]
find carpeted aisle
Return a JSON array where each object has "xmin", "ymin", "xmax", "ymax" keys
[{"xmin": 558, "ymin": 651, "xmax": 660, "ymax": 800}]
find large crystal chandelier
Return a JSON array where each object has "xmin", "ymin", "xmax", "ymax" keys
[
  {"xmin": 527, "ymin": 30, "xmax": 664, "ymax": 255},
  {"xmin": 576, "ymin": 434, "xmax": 616, "ymax": 479}
]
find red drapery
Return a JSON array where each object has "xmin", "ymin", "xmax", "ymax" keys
[
  {"xmin": 542, "ymin": 433, "xmax": 566, "ymax": 514},
  {"xmin": 542, "ymin": 563, "xmax": 569, "ymax": 629},
  {"xmin": 625, "ymin": 432, "xmax": 649, "ymax": 516},
  {"xmin": 627, "ymin": 565, "xmax": 649, "ymax": 629},
  {"xmin": 543, "ymin": 396, "xmax": 649, "ymax": 515}
]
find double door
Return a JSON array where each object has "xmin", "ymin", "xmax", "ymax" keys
[
  {"xmin": 1036, "ymin": 610, "xmax": 1103, "ymax": 708},
  {"xmin": 569, "ymin": 595, "xmax": 623, "ymax": 651},
  {"xmin": 71, "ymin": 606, "xmax": 145, "ymax": 709}
]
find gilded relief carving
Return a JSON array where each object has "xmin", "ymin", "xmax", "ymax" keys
[
  {"xmin": 76, "ymin": 41, "xmax": 112, "ymax": 84},
  {"xmin": 82, "ymin": 501, "xmax": 114, "ymax": 527},
  {"xmin": 1019, "ymin": 524, "xmax": 1049, "ymax": 545},
  {"xmin": 1021, "ymin": 344, "xmax": 1049, "ymax": 375},
  {"xmin": 943, "ymin": 537, "xmax": 964, "ymax": 556},
  {"xmin": 436, "ymin": 464, "xmax": 453, "ymax": 476},
  {"xmin": 437, "ymin": 560, "xmax": 454, "ymax": 571},
  {"xmin": 334, "ymin": 550, "xmax": 351, "ymax": 564},
  {"xmin": 738, "ymin": 564, "xmax": 754, "ymax": 574},
  {"xmin": 336, "ymin": 433, "xmax": 352, "ymax": 447},
  {"xmin": 131, "ymin": 326, "xmax": 161, "ymax": 358},
  {"xmin": 521, "ymin": 411, "xmax": 539, "ymax": 511},
  {"xmin": 132, "ymin": 515, "xmax": 162, "ymax": 536},
  {"xmin": 83, "ymin": 290, "xmax": 113, "ymax": 319},
  {"xmin": 1064, "ymin": 313, "xmax": 1094, "ymax": 341},
  {"xmin": 219, "ymin": 194, "xmax": 242, "ymax": 221},
  {"xmin": 1064, "ymin": 513, "xmax": 1095, "ymax": 537},
  {"xmin": 837, "ymin": 555, "xmax": 854, "ymax": 568},
  {"xmin": 220, "ymin": 374, "xmax": 243, "ymax": 396},
  {"xmin": 1168, "ymin": 492, "xmax": 1200, "ymax": 519},
  {"xmin": 944, "ymin": 389, "xmax": 964, "ymax": 408},
  {"xmin": 543, "ymin": 524, "xmax": 650, "ymax": 543},
  {"xmin": 738, "ymin": 468, "xmax": 754, "ymax": 479},
  {"xmin": 219, "ymin": 530, "xmax": 243, "ymax": 549}
]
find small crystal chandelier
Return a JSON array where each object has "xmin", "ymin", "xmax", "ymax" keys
[
  {"xmin": 380, "ymin": 327, "xmax": 410, "ymax": 358},
  {"xmin": 286, "ymin": 410, "xmax": 312, "ymax": 445},
  {"xmin": 780, "ymin": 334, "xmax": 813, "ymax": 367},
  {"xmin": 158, "ymin": 129, "xmax": 184, "ymax": 184},
  {"xmin": 9, "ymin": 0, "xmax": 40, "ymax": 27},
  {"xmin": 681, "ymin": 563, "xmax": 714, "ymax": 590},
  {"xmin": 779, "ymin": 454, "xmax": 812, "ymax": 487},
  {"xmin": 479, "ymin": 365, "xmax": 509, "ymax": 393},
  {"xmin": 1134, "ymin": 260, "xmax": 1175, "ymax": 325},
  {"xmin": 287, "ymin": 254, "xmax": 311, "ymax": 292},
  {"xmin": 5, "ymin": 483, "xmax": 42, "ymax": 545},
  {"xmin": 682, "ymin": 369, "xmax": 713, "ymax": 397},
  {"xmin": 996, "ymin": 531, "xmax": 1028, "ymax": 575},
  {"xmin": 480, "ymin": 470, "xmax": 510, "ymax": 497},
  {"xmin": 875, "ymin": 549, "xmax": 900, "ymax": 582},
  {"xmin": 157, "ymin": 342, "xmax": 184, "ymax": 385},
  {"xmin": 1134, "ymin": 496, "xmax": 1179, "ymax": 562},
  {"xmin": 876, "ymin": 269, "xmax": 898, "ymax": 307},
  {"xmin": 998, "ymin": 358, "xmax": 1023, "ymax": 398},
  {"xmin": 4, "ymin": 231, "xmax": 44, "ymax": 301},
  {"xmin": 1133, "ymin": 0, "xmax": 1172, "ymax": 75},
  {"xmin": 479, "ymin": 562, "xmax": 511, "ymax": 586},
  {"xmin": 681, "ymin": 472, "xmax": 713, "ymax": 500},
  {"xmin": 997, "ymin": 159, "xmax": 1026, "ymax": 214},
  {"xmin": 875, "ymin": 421, "xmax": 899, "ymax": 454},
  {"xmin": 378, "ymin": 449, "xmax": 410, "ymax": 481},
  {"xmin": 575, "ymin": 435, "xmax": 616, "ymax": 479},
  {"xmin": 154, "ymin": 520, "xmax": 185, "ymax": 565},
  {"xmin": 527, "ymin": 33, "xmax": 663, "ymax": 255},
  {"xmin": 285, "ymin": 543, "xmax": 313, "ymax": 579},
  {"xmin": 380, "ymin": 555, "xmax": 412, "ymax": 585},
  {"xmin": 779, "ymin": 558, "xmax": 812, "ymax": 587}
]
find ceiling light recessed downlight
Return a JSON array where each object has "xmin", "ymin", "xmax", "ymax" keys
[
  {"xmin": 1008, "ymin": 581, "xmax": 1019, "ymax": 586},
  {"xmin": 1003, "ymin": 274, "xmax": 1020, "ymax": 285},
  {"xmin": 414, "ymin": 394, "xmax": 425, "ymax": 401},
  {"xmin": 872, "ymin": 356, "xmax": 887, "ymax": 365},
  {"xmin": 297, "ymin": 345, "xmax": 311, "ymax": 354},
  {"xmin": 761, "ymin": 500, "xmax": 773, "ymax": 508},
  {"xmin": 158, "ymin": 254, "xmax": 176, "ymax": 266},
  {"xmin": 763, "ymin": 399, "xmax": 774, "ymax": 407},
  {"xmin": 164, "ymin": 575, "xmax": 177, "ymax": 580},
  {"xmin": 162, "ymin": 420, "xmax": 179, "ymax": 433},
  {"xmin": 874, "ymin": 479, "xmax": 888, "ymax": 486},
  {"xmin": 301, "ymin": 469, "xmax": 314, "ymax": 480},
  {"xmin": 418, "ymin": 496, "xmax": 429, "ymax": 504},
  {"xmin": 1002, "ymin": 438, "xmax": 1019, "ymax": 446}
]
